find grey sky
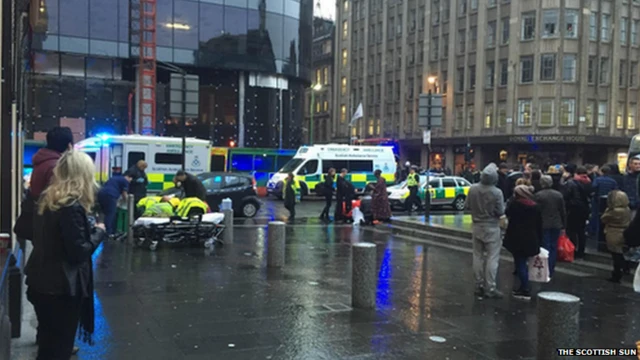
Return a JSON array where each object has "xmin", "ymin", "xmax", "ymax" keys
[{"xmin": 315, "ymin": 0, "xmax": 335, "ymax": 20}]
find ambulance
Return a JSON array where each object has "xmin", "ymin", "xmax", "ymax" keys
[
  {"xmin": 74, "ymin": 134, "xmax": 210, "ymax": 192},
  {"xmin": 267, "ymin": 144, "xmax": 396, "ymax": 198}
]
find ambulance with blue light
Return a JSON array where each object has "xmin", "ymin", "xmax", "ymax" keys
[
  {"xmin": 75, "ymin": 134, "xmax": 210, "ymax": 192},
  {"xmin": 267, "ymin": 144, "xmax": 396, "ymax": 199}
]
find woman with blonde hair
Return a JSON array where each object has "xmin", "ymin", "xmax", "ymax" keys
[{"xmin": 25, "ymin": 149, "xmax": 106, "ymax": 359}]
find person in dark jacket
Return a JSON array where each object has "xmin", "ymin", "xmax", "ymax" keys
[
  {"xmin": 282, "ymin": 173, "xmax": 299, "ymax": 221},
  {"xmin": 535, "ymin": 175, "xmax": 566, "ymax": 277},
  {"xmin": 624, "ymin": 156, "xmax": 640, "ymax": 219},
  {"xmin": 320, "ymin": 168, "xmax": 336, "ymax": 220},
  {"xmin": 608, "ymin": 163, "xmax": 625, "ymax": 189},
  {"xmin": 335, "ymin": 169, "xmax": 355, "ymax": 221},
  {"xmin": 589, "ymin": 165, "xmax": 619, "ymax": 236},
  {"xmin": 504, "ymin": 185, "xmax": 543, "ymax": 300},
  {"xmin": 496, "ymin": 163, "xmax": 509, "ymax": 200},
  {"xmin": 174, "ymin": 170, "xmax": 207, "ymax": 201},
  {"xmin": 25, "ymin": 150, "xmax": 106, "ymax": 360},
  {"xmin": 563, "ymin": 166, "xmax": 592, "ymax": 258},
  {"xmin": 124, "ymin": 160, "xmax": 148, "ymax": 204},
  {"xmin": 97, "ymin": 174, "xmax": 131, "ymax": 237},
  {"xmin": 530, "ymin": 170, "xmax": 543, "ymax": 193}
]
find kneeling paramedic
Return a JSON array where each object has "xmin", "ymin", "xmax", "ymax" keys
[{"xmin": 98, "ymin": 174, "xmax": 132, "ymax": 236}]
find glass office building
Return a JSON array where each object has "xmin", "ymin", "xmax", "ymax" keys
[{"xmin": 27, "ymin": 0, "xmax": 313, "ymax": 148}]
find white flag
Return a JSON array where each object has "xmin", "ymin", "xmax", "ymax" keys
[{"xmin": 350, "ymin": 103, "xmax": 363, "ymax": 125}]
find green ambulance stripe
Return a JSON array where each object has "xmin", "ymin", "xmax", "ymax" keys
[
  {"xmin": 147, "ymin": 174, "xmax": 176, "ymax": 191},
  {"xmin": 418, "ymin": 187, "xmax": 468, "ymax": 200}
]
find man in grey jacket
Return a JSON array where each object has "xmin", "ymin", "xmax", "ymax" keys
[
  {"xmin": 534, "ymin": 175, "xmax": 566, "ymax": 277},
  {"xmin": 466, "ymin": 163, "xmax": 505, "ymax": 298}
]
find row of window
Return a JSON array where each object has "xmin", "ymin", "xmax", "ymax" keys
[
  {"xmin": 589, "ymin": 12, "xmax": 640, "ymax": 45},
  {"xmin": 516, "ymin": 100, "xmax": 637, "ymax": 129}
]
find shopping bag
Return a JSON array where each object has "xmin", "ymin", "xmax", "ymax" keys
[
  {"xmin": 634, "ymin": 264, "xmax": 640, "ymax": 293},
  {"xmin": 529, "ymin": 248, "xmax": 551, "ymax": 283},
  {"xmin": 352, "ymin": 207, "xmax": 364, "ymax": 226},
  {"xmin": 624, "ymin": 246, "xmax": 640, "ymax": 262},
  {"xmin": 557, "ymin": 234, "xmax": 575, "ymax": 263}
]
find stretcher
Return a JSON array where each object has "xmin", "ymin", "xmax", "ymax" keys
[{"xmin": 132, "ymin": 212, "xmax": 225, "ymax": 251}]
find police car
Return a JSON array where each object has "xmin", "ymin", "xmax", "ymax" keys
[{"xmin": 388, "ymin": 176, "xmax": 470, "ymax": 211}]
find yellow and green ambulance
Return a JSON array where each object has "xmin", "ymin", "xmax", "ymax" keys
[
  {"xmin": 388, "ymin": 176, "xmax": 471, "ymax": 211},
  {"xmin": 74, "ymin": 134, "xmax": 210, "ymax": 192},
  {"xmin": 267, "ymin": 144, "xmax": 396, "ymax": 198}
]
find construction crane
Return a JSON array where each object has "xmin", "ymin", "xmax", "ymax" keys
[{"xmin": 130, "ymin": 0, "xmax": 157, "ymax": 135}]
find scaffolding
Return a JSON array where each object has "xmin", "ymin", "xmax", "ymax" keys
[{"xmin": 130, "ymin": 0, "xmax": 157, "ymax": 134}]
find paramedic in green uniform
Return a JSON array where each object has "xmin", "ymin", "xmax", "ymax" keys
[{"xmin": 405, "ymin": 166, "xmax": 423, "ymax": 214}]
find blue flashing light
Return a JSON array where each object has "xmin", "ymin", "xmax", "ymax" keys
[{"xmin": 97, "ymin": 133, "xmax": 111, "ymax": 142}]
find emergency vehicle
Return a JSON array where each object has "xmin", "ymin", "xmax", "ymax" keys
[
  {"xmin": 267, "ymin": 144, "xmax": 396, "ymax": 198},
  {"xmin": 74, "ymin": 134, "xmax": 210, "ymax": 192}
]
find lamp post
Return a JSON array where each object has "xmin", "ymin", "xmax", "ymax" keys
[
  {"xmin": 309, "ymin": 83, "xmax": 323, "ymax": 145},
  {"xmin": 424, "ymin": 75, "xmax": 438, "ymax": 220}
]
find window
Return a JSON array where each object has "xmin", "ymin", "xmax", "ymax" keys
[
  {"xmin": 202, "ymin": 176, "xmax": 223, "ymax": 191},
  {"xmin": 500, "ymin": 60, "xmax": 509, "ymax": 86},
  {"xmin": 469, "ymin": 65, "xmax": 476, "ymax": 90},
  {"xmin": 560, "ymin": 99, "xmax": 576, "ymax": 126},
  {"xmin": 432, "ymin": 0, "xmax": 439, "ymax": 24},
  {"xmin": 601, "ymin": 14, "xmax": 610, "ymax": 41},
  {"xmin": 522, "ymin": 12, "xmax": 536, "ymax": 40},
  {"xmin": 633, "ymin": 20, "xmax": 639, "ymax": 45},
  {"xmin": 629, "ymin": 105, "xmax": 637, "ymax": 130},
  {"xmin": 342, "ymin": 20, "xmax": 348, "ymax": 40},
  {"xmin": 486, "ymin": 62, "xmax": 495, "ymax": 88},
  {"xmin": 323, "ymin": 100, "xmax": 328, "ymax": 112},
  {"xmin": 397, "ymin": 15, "xmax": 402, "ymax": 36},
  {"xmin": 599, "ymin": 57, "xmax": 610, "ymax": 84},
  {"xmin": 455, "ymin": 108, "xmax": 464, "ymax": 129},
  {"xmin": 388, "ymin": 18, "xmax": 395, "ymax": 40},
  {"xmin": 155, "ymin": 153, "xmax": 182, "ymax": 165},
  {"xmin": 539, "ymin": 99, "xmax": 554, "ymax": 126},
  {"xmin": 344, "ymin": 0, "xmax": 348, "ymax": 12},
  {"xmin": 458, "ymin": 30, "xmax": 466, "ymax": 53},
  {"xmin": 316, "ymin": 101, "xmax": 321, "ymax": 113},
  {"xmin": 489, "ymin": 0, "xmax": 496, "ymax": 7},
  {"xmin": 520, "ymin": 56, "xmax": 534, "ymax": 83},
  {"xmin": 127, "ymin": 152, "xmax": 145, "ymax": 169},
  {"xmin": 342, "ymin": 49, "xmax": 348, "ymax": 66},
  {"xmin": 501, "ymin": 17, "xmax": 510, "ymax": 44},
  {"xmin": 540, "ymin": 54, "xmax": 556, "ymax": 81},
  {"xmin": 349, "ymin": 160, "xmax": 373, "ymax": 172},
  {"xmin": 631, "ymin": 62, "xmax": 638, "ymax": 87},
  {"xmin": 565, "ymin": 9, "xmax": 578, "ymax": 38},
  {"xmin": 299, "ymin": 160, "xmax": 318, "ymax": 175},
  {"xmin": 323, "ymin": 67, "xmax": 328, "ymax": 85},
  {"xmin": 484, "ymin": 105, "xmax": 493, "ymax": 128},
  {"xmin": 617, "ymin": 103, "xmax": 625, "ymax": 129},
  {"xmin": 459, "ymin": 0, "xmax": 467, "ymax": 16},
  {"xmin": 470, "ymin": 26, "xmax": 477, "ymax": 51},
  {"xmin": 470, "ymin": 0, "xmax": 478, "ymax": 11},
  {"xmin": 407, "ymin": 77, "xmax": 414, "ymax": 98},
  {"xmin": 457, "ymin": 67, "xmax": 465, "ymax": 92},
  {"xmin": 432, "ymin": 37, "xmax": 440, "ymax": 60},
  {"xmin": 585, "ymin": 102, "xmax": 594, "ymax": 127},
  {"xmin": 518, "ymin": 99, "xmax": 532, "ymax": 126},
  {"xmin": 467, "ymin": 108, "xmax": 474, "ymax": 129},
  {"xmin": 562, "ymin": 54, "xmax": 577, "ymax": 82},
  {"xmin": 487, "ymin": 21, "xmax": 497, "ymax": 47},
  {"xmin": 542, "ymin": 9, "xmax": 559, "ymax": 38},
  {"xmin": 443, "ymin": 0, "xmax": 450, "ymax": 22},
  {"xmin": 340, "ymin": 105, "xmax": 347, "ymax": 123},
  {"xmin": 442, "ymin": 178, "xmax": 457, "ymax": 188},
  {"xmin": 589, "ymin": 12, "xmax": 598, "ymax": 40},
  {"xmin": 442, "ymin": 34, "xmax": 449, "ymax": 58},
  {"xmin": 419, "ymin": 7, "xmax": 425, "ymax": 30},
  {"xmin": 341, "ymin": 77, "xmax": 347, "ymax": 95},
  {"xmin": 588, "ymin": 57, "xmax": 596, "ymax": 84},
  {"xmin": 498, "ymin": 103, "xmax": 507, "ymax": 127},
  {"xmin": 316, "ymin": 69, "xmax": 321, "ymax": 84},
  {"xmin": 621, "ymin": 17, "xmax": 628, "ymax": 45},
  {"xmin": 598, "ymin": 101, "xmax": 608, "ymax": 128},
  {"xmin": 620, "ymin": 60, "xmax": 627, "ymax": 87},
  {"xmin": 442, "ymin": 71, "xmax": 448, "ymax": 93}
]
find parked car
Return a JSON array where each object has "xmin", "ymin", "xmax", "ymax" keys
[
  {"xmin": 159, "ymin": 172, "xmax": 261, "ymax": 218},
  {"xmin": 388, "ymin": 176, "xmax": 471, "ymax": 211}
]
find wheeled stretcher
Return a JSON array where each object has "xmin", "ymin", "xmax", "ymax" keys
[{"xmin": 132, "ymin": 213, "xmax": 225, "ymax": 251}]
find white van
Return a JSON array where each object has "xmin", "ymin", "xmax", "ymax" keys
[
  {"xmin": 75, "ymin": 135, "xmax": 210, "ymax": 192},
  {"xmin": 267, "ymin": 144, "xmax": 396, "ymax": 198}
]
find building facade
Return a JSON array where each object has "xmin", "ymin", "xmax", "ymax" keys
[
  {"xmin": 27, "ymin": 0, "xmax": 313, "ymax": 148},
  {"xmin": 304, "ymin": 17, "xmax": 334, "ymax": 144},
  {"xmin": 335, "ymin": 0, "xmax": 639, "ymax": 172}
]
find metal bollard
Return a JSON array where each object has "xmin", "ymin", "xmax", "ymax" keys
[
  {"xmin": 127, "ymin": 194, "xmax": 135, "ymax": 244},
  {"xmin": 222, "ymin": 209, "xmax": 234, "ymax": 244},
  {"xmin": 267, "ymin": 221, "xmax": 286, "ymax": 268},
  {"xmin": 537, "ymin": 292, "xmax": 580, "ymax": 360},
  {"xmin": 351, "ymin": 242, "xmax": 377, "ymax": 309}
]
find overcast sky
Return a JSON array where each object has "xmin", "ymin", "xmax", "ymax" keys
[{"xmin": 315, "ymin": 0, "xmax": 335, "ymax": 20}]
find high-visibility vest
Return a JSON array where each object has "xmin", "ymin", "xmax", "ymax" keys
[
  {"xmin": 282, "ymin": 178, "xmax": 300, "ymax": 199},
  {"xmin": 137, "ymin": 196, "xmax": 162, "ymax": 210},
  {"xmin": 407, "ymin": 173, "xmax": 419, "ymax": 187},
  {"xmin": 176, "ymin": 197, "xmax": 209, "ymax": 217},
  {"xmin": 142, "ymin": 202, "xmax": 175, "ymax": 217}
]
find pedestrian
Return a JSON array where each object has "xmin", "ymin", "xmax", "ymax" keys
[
  {"xmin": 320, "ymin": 168, "xmax": 336, "ymax": 220},
  {"xmin": 497, "ymin": 163, "xmax": 509, "ymax": 200},
  {"xmin": 530, "ymin": 169, "xmax": 542, "ymax": 193},
  {"xmin": 124, "ymin": 160, "xmax": 148, "ymax": 204},
  {"xmin": 563, "ymin": 166, "xmax": 591, "ymax": 259},
  {"xmin": 282, "ymin": 172, "xmax": 299, "ymax": 221},
  {"xmin": 504, "ymin": 185, "xmax": 542, "ymax": 300},
  {"xmin": 401, "ymin": 161, "xmax": 410, "ymax": 182},
  {"xmin": 371, "ymin": 169, "xmax": 392, "ymax": 223},
  {"xmin": 589, "ymin": 165, "xmax": 619, "ymax": 236},
  {"xmin": 601, "ymin": 190, "xmax": 631, "ymax": 283},
  {"xmin": 535, "ymin": 175, "xmax": 566, "ymax": 277},
  {"xmin": 405, "ymin": 166, "xmax": 423, "ymax": 214},
  {"xmin": 465, "ymin": 163, "xmax": 505, "ymax": 299},
  {"xmin": 174, "ymin": 170, "xmax": 207, "ymax": 201},
  {"xmin": 623, "ymin": 156, "xmax": 640, "ymax": 219},
  {"xmin": 25, "ymin": 150, "xmax": 106, "ymax": 360},
  {"xmin": 335, "ymin": 169, "xmax": 355, "ymax": 222},
  {"xmin": 608, "ymin": 163, "xmax": 625, "ymax": 189},
  {"xmin": 97, "ymin": 174, "xmax": 132, "ymax": 238}
]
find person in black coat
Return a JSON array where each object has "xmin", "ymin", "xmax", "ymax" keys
[
  {"xmin": 25, "ymin": 150, "xmax": 106, "ymax": 359},
  {"xmin": 496, "ymin": 163, "xmax": 509, "ymax": 200},
  {"xmin": 320, "ymin": 168, "xmax": 336, "ymax": 220},
  {"xmin": 174, "ymin": 170, "xmax": 207, "ymax": 201},
  {"xmin": 124, "ymin": 160, "xmax": 148, "ymax": 204},
  {"xmin": 335, "ymin": 168, "xmax": 355, "ymax": 221},
  {"xmin": 504, "ymin": 185, "xmax": 543, "ymax": 300}
]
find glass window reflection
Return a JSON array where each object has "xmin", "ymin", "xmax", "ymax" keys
[
  {"xmin": 156, "ymin": 0, "xmax": 173, "ymax": 47},
  {"xmin": 225, "ymin": 0, "xmax": 248, "ymax": 7},
  {"xmin": 174, "ymin": 0, "xmax": 199, "ymax": 49},
  {"xmin": 60, "ymin": 37, "xmax": 89, "ymax": 54},
  {"xmin": 59, "ymin": 0, "xmax": 88, "ymax": 37},
  {"xmin": 266, "ymin": 13, "xmax": 284, "ymax": 60},
  {"xmin": 90, "ymin": 40, "xmax": 118, "ymax": 57},
  {"xmin": 225, "ymin": 7, "xmax": 248, "ymax": 36},
  {"xmin": 201, "ymin": 0, "xmax": 223, "ymax": 4},
  {"xmin": 90, "ymin": 0, "xmax": 118, "ymax": 41},
  {"xmin": 266, "ymin": 0, "xmax": 284, "ymax": 14},
  {"xmin": 118, "ymin": 0, "xmax": 129, "ymax": 42},
  {"xmin": 33, "ymin": 0, "xmax": 59, "ymax": 35},
  {"xmin": 283, "ymin": 17, "xmax": 299, "ymax": 65},
  {"xmin": 284, "ymin": 0, "xmax": 300, "ymax": 18}
]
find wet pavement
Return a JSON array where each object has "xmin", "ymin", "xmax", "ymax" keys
[{"xmin": 11, "ymin": 221, "xmax": 640, "ymax": 360}]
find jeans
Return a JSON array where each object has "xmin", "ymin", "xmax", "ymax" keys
[
  {"xmin": 472, "ymin": 223, "xmax": 502, "ymax": 292},
  {"xmin": 27, "ymin": 289, "xmax": 81, "ymax": 360},
  {"xmin": 514, "ymin": 256, "xmax": 530, "ymax": 292},
  {"xmin": 98, "ymin": 192, "xmax": 118, "ymax": 235},
  {"xmin": 542, "ymin": 229, "xmax": 561, "ymax": 277}
]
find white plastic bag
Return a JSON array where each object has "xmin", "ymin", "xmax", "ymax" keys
[
  {"xmin": 634, "ymin": 264, "xmax": 640, "ymax": 293},
  {"xmin": 529, "ymin": 247, "xmax": 550, "ymax": 283},
  {"xmin": 352, "ymin": 207, "xmax": 364, "ymax": 226}
]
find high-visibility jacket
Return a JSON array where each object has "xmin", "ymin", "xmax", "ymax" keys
[
  {"xmin": 142, "ymin": 202, "xmax": 175, "ymax": 218},
  {"xmin": 282, "ymin": 178, "xmax": 300, "ymax": 200},
  {"xmin": 176, "ymin": 197, "xmax": 209, "ymax": 217},
  {"xmin": 407, "ymin": 173, "xmax": 419, "ymax": 187},
  {"xmin": 137, "ymin": 196, "xmax": 162, "ymax": 211}
]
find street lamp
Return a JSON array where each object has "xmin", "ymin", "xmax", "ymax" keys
[
  {"xmin": 309, "ymin": 83, "xmax": 323, "ymax": 145},
  {"xmin": 424, "ymin": 75, "xmax": 438, "ymax": 221}
]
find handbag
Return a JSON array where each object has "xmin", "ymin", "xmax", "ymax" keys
[
  {"xmin": 13, "ymin": 193, "xmax": 35, "ymax": 240},
  {"xmin": 557, "ymin": 233, "xmax": 575, "ymax": 263}
]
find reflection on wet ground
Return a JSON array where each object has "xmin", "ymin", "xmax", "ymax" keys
[{"xmin": 12, "ymin": 223, "xmax": 639, "ymax": 360}]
